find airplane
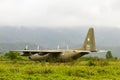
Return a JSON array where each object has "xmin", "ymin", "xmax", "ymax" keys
[{"xmin": 13, "ymin": 27, "xmax": 105, "ymax": 62}]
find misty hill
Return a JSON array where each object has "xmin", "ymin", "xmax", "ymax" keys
[{"xmin": 0, "ymin": 26, "xmax": 120, "ymax": 57}]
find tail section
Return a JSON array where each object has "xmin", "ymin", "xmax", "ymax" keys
[{"xmin": 82, "ymin": 28, "xmax": 96, "ymax": 52}]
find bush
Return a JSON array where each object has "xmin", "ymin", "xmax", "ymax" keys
[
  {"xmin": 87, "ymin": 60, "xmax": 96, "ymax": 66},
  {"xmin": 106, "ymin": 51, "xmax": 113, "ymax": 59},
  {"xmin": 5, "ymin": 51, "xmax": 20, "ymax": 60}
]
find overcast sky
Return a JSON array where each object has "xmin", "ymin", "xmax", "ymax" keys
[{"xmin": 0, "ymin": 0, "xmax": 120, "ymax": 28}]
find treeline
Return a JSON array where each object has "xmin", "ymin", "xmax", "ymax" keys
[{"xmin": 0, "ymin": 51, "xmax": 29, "ymax": 61}]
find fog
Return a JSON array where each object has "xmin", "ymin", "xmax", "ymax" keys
[{"xmin": 0, "ymin": 0, "xmax": 120, "ymax": 28}]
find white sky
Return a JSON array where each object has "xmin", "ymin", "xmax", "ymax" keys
[{"xmin": 0, "ymin": 0, "xmax": 120, "ymax": 28}]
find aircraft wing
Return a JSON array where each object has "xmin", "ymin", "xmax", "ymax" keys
[
  {"xmin": 12, "ymin": 50, "xmax": 63, "ymax": 56},
  {"xmin": 12, "ymin": 50, "xmax": 92, "ymax": 56}
]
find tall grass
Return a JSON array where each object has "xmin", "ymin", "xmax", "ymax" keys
[{"xmin": 0, "ymin": 57, "xmax": 120, "ymax": 80}]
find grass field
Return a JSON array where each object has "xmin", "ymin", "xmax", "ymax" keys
[{"xmin": 0, "ymin": 58, "xmax": 120, "ymax": 80}]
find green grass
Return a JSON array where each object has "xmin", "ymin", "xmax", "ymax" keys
[{"xmin": 0, "ymin": 58, "xmax": 120, "ymax": 80}]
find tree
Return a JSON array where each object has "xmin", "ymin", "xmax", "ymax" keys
[{"xmin": 106, "ymin": 51, "xmax": 113, "ymax": 59}]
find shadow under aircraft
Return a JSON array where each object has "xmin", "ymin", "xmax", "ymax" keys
[{"xmin": 13, "ymin": 27, "xmax": 105, "ymax": 62}]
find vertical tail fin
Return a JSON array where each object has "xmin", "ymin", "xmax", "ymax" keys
[{"xmin": 82, "ymin": 27, "xmax": 96, "ymax": 51}]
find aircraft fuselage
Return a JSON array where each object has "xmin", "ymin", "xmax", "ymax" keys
[{"xmin": 28, "ymin": 50, "xmax": 89, "ymax": 61}]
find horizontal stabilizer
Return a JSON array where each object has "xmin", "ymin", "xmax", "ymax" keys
[{"xmin": 96, "ymin": 50, "xmax": 108, "ymax": 53}]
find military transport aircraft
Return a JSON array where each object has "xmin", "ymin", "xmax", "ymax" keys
[{"xmin": 13, "ymin": 28, "xmax": 105, "ymax": 61}]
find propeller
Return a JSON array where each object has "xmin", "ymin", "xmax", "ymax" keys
[
  {"xmin": 66, "ymin": 45, "xmax": 69, "ymax": 50},
  {"xmin": 37, "ymin": 45, "xmax": 40, "ymax": 50},
  {"xmin": 25, "ymin": 45, "xmax": 28, "ymax": 50},
  {"xmin": 57, "ymin": 45, "xmax": 60, "ymax": 50}
]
